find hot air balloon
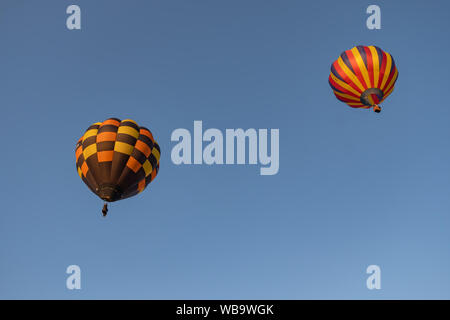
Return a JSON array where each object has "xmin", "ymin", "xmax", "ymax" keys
[
  {"xmin": 75, "ymin": 118, "xmax": 160, "ymax": 216},
  {"xmin": 329, "ymin": 45, "xmax": 398, "ymax": 113}
]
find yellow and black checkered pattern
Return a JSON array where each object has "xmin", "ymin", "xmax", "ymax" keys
[{"xmin": 75, "ymin": 118, "xmax": 160, "ymax": 202}]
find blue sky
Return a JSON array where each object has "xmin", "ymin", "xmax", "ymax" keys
[{"xmin": 1, "ymin": 0, "xmax": 450, "ymax": 299}]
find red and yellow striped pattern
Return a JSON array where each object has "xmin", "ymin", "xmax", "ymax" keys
[
  {"xmin": 329, "ymin": 45, "xmax": 398, "ymax": 109},
  {"xmin": 75, "ymin": 118, "xmax": 160, "ymax": 202}
]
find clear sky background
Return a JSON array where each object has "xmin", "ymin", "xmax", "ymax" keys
[{"xmin": 1, "ymin": 0, "xmax": 450, "ymax": 299}]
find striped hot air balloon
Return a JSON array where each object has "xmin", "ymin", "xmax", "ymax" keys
[
  {"xmin": 329, "ymin": 45, "xmax": 398, "ymax": 113},
  {"xmin": 75, "ymin": 118, "xmax": 160, "ymax": 216}
]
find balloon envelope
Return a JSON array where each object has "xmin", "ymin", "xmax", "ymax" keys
[
  {"xmin": 329, "ymin": 45, "xmax": 398, "ymax": 110},
  {"xmin": 75, "ymin": 118, "xmax": 160, "ymax": 202}
]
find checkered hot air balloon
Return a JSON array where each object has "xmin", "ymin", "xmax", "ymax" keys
[
  {"xmin": 75, "ymin": 118, "xmax": 160, "ymax": 216},
  {"xmin": 329, "ymin": 45, "xmax": 398, "ymax": 113}
]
